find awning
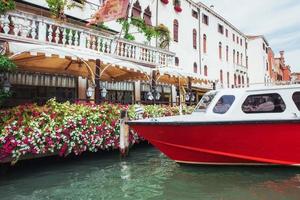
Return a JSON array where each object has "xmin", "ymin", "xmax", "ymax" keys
[
  {"xmin": 7, "ymin": 42, "xmax": 152, "ymax": 84},
  {"xmin": 155, "ymin": 67, "xmax": 213, "ymax": 86}
]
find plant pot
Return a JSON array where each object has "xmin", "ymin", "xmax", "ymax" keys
[
  {"xmin": 161, "ymin": 0, "xmax": 169, "ymax": 4},
  {"xmin": 174, "ymin": 5, "xmax": 182, "ymax": 12}
]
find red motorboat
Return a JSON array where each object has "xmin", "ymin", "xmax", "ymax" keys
[{"xmin": 128, "ymin": 85, "xmax": 300, "ymax": 166}]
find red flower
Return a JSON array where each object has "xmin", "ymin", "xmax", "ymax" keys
[
  {"xmin": 59, "ymin": 143, "xmax": 68, "ymax": 156},
  {"xmin": 174, "ymin": 5, "xmax": 182, "ymax": 12},
  {"xmin": 161, "ymin": 0, "xmax": 169, "ymax": 4}
]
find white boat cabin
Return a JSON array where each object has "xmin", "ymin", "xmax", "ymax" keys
[{"xmin": 141, "ymin": 84, "xmax": 300, "ymax": 123}]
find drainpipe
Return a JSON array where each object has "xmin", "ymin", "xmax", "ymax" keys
[
  {"xmin": 198, "ymin": 7, "xmax": 202, "ymax": 75},
  {"xmin": 155, "ymin": 0, "xmax": 159, "ymax": 48}
]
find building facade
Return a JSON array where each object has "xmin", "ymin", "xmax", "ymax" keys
[
  {"xmin": 247, "ymin": 35, "xmax": 271, "ymax": 85},
  {"xmin": 3, "ymin": 0, "xmax": 291, "ymax": 107}
]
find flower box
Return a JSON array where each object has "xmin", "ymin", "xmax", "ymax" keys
[
  {"xmin": 161, "ymin": 0, "xmax": 169, "ymax": 4},
  {"xmin": 174, "ymin": 5, "xmax": 182, "ymax": 12}
]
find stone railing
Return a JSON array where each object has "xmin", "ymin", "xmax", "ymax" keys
[{"xmin": 0, "ymin": 10, "xmax": 175, "ymax": 67}]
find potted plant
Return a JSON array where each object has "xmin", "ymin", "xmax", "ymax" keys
[
  {"xmin": 174, "ymin": 0, "xmax": 182, "ymax": 12},
  {"xmin": 0, "ymin": 0, "xmax": 15, "ymax": 14},
  {"xmin": 161, "ymin": 0, "xmax": 169, "ymax": 5}
]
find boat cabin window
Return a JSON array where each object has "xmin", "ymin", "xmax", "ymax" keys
[
  {"xmin": 194, "ymin": 91, "xmax": 218, "ymax": 112},
  {"xmin": 242, "ymin": 93, "xmax": 286, "ymax": 114},
  {"xmin": 292, "ymin": 92, "xmax": 300, "ymax": 110},
  {"xmin": 213, "ymin": 95, "xmax": 235, "ymax": 114}
]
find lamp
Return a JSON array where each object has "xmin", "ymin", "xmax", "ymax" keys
[
  {"xmin": 147, "ymin": 91, "xmax": 154, "ymax": 100},
  {"xmin": 86, "ymin": 86, "xmax": 95, "ymax": 98},
  {"xmin": 101, "ymin": 87, "xmax": 108, "ymax": 98},
  {"xmin": 155, "ymin": 92, "xmax": 161, "ymax": 100},
  {"xmin": 1, "ymin": 77, "xmax": 11, "ymax": 93}
]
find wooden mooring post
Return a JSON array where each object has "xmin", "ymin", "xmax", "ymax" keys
[{"xmin": 119, "ymin": 110, "xmax": 129, "ymax": 157}]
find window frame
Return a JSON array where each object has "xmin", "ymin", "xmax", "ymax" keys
[
  {"xmin": 173, "ymin": 19, "xmax": 179, "ymax": 42},
  {"xmin": 213, "ymin": 95, "xmax": 236, "ymax": 114},
  {"xmin": 292, "ymin": 92, "xmax": 300, "ymax": 111},
  {"xmin": 202, "ymin": 14, "xmax": 209, "ymax": 25},
  {"xmin": 242, "ymin": 93, "xmax": 286, "ymax": 114}
]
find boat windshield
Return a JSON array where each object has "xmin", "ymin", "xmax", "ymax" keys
[{"xmin": 194, "ymin": 91, "xmax": 218, "ymax": 112}]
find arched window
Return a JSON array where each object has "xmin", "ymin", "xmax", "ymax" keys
[
  {"xmin": 132, "ymin": 0, "xmax": 141, "ymax": 18},
  {"xmin": 238, "ymin": 75, "xmax": 241, "ymax": 87},
  {"xmin": 234, "ymin": 74, "xmax": 237, "ymax": 87},
  {"xmin": 242, "ymin": 76, "xmax": 245, "ymax": 87},
  {"xmin": 193, "ymin": 62, "xmax": 197, "ymax": 73},
  {"xmin": 175, "ymin": 57, "xmax": 179, "ymax": 66},
  {"xmin": 233, "ymin": 50, "xmax": 235, "ymax": 64},
  {"xmin": 204, "ymin": 65, "xmax": 208, "ymax": 76},
  {"xmin": 241, "ymin": 53, "xmax": 243, "ymax": 66},
  {"xmin": 173, "ymin": 19, "xmax": 178, "ymax": 42},
  {"xmin": 143, "ymin": 6, "xmax": 152, "ymax": 26},
  {"xmin": 226, "ymin": 46, "xmax": 229, "ymax": 61},
  {"xmin": 193, "ymin": 29, "xmax": 197, "ymax": 49},
  {"xmin": 237, "ymin": 52, "xmax": 239, "ymax": 65},
  {"xmin": 227, "ymin": 72, "xmax": 230, "ymax": 88},
  {"xmin": 203, "ymin": 34, "xmax": 207, "ymax": 53},
  {"xmin": 218, "ymin": 42, "xmax": 222, "ymax": 59},
  {"xmin": 220, "ymin": 69, "xmax": 223, "ymax": 84}
]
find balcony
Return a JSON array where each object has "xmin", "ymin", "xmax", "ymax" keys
[
  {"xmin": 234, "ymin": 63, "xmax": 248, "ymax": 74},
  {"xmin": 0, "ymin": 10, "xmax": 175, "ymax": 68}
]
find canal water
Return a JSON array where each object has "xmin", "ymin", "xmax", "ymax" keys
[{"xmin": 1, "ymin": 145, "xmax": 300, "ymax": 200}]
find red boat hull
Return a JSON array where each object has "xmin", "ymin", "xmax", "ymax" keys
[{"xmin": 129, "ymin": 121, "xmax": 300, "ymax": 166}]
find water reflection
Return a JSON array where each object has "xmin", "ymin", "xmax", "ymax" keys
[{"xmin": 1, "ymin": 146, "xmax": 300, "ymax": 200}]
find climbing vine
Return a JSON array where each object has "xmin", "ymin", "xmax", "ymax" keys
[
  {"xmin": 45, "ymin": 0, "xmax": 84, "ymax": 21},
  {"xmin": 117, "ymin": 17, "xmax": 171, "ymax": 49},
  {"xmin": 0, "ymin": 0, "xmax": 15, "ymax": 14},
  {"xmin": 0, "ymin": 55, "xmax": 15, "ymax": 106}
]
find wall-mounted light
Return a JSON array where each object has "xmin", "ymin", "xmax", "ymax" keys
[
  {"xmin": 101, "ymin": 87, "xmax": 107, "ymax": 98},
  {"xmin": 86, "ymin": 86, "xmax": 94, "ymax": 98}
]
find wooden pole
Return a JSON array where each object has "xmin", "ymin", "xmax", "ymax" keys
[
  {"xmin": 119, "ymin": 110, "xmax": 129, "ymax": 157},
  {"xmin": 95, "ymin": 59, "xmax": 101, "ymax": 104}
]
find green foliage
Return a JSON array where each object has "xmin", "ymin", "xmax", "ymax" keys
[
  {"xmin": 45, "ymin": 0, "xmax": 84, "ymax": 20},
  {"xmin": 117, "ymin": 17, "xmax": 171, "ymax": 48},
  {"xmin": 117, "ymin": 18, "xmax": 135, "ymax": 41},
  {"xmin": 0, "ymin": 89, "xmax": 10, "ymax": 106},
  {"xmin": 0, "ymin": 55, "xmax": 16, "ymax": 72},
  {"xmin": 155, "ymin": 24, "xmax": 171, "ymax": 49},
  {"xmin": 0, "ymin": 0, "xmax": 15, "ymax": 14}
]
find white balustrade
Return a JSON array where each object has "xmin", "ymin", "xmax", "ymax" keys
[{"xmin": 0, "ymin": 11, "xmax": 175, "ymax": 67}]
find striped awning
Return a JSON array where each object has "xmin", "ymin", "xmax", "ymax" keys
[{"xmin": 7, "ymin": 42, "xmax": 152, "ymax": 84}]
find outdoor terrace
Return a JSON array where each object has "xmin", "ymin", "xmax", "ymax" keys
[{"xmin": 0, "ymin": 10, "xmax": 175, "ymax": 68}]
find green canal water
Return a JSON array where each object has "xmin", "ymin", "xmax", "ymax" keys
[{"xmin": 1, "ymin": 145, "xmax": 300, "ymax": 200}]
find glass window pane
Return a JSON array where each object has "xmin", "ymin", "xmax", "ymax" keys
[
  {"xmin": 242, "ymin": 93, "xmax": 286, "ymax": 113},
  {"xmin": 292, "ymin": 92, "xmax": 300, "ymax": 110},
  {"xmin": 213, "ymin": 95, "xmax": 235, "ymax": 114}
]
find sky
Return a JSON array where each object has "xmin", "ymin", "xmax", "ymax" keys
[{"xmin": 200, "ymin": 0, "xmax": 300, "ymax": 72}]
